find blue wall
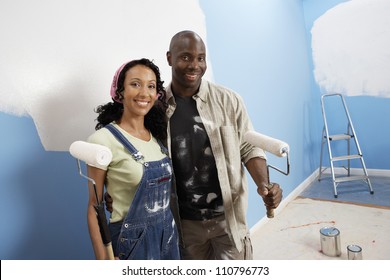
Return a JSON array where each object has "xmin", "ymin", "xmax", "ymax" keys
[
  {"xmin": 0, "ymin": 113, "xmax": 92, "ymax": 259},
  {"xmin": 200, "ymin": 0, "xmax": 314, "ymax": 227},
  {"xmin": 1, "ymin": 0, "xmax": 388, "ymax": 259}
]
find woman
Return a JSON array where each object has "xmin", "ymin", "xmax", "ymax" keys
[{"xmin": 87, "ymin": 58, "xmax": 180, "ymax": 260}]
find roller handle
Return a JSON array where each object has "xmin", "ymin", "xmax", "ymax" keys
[
  {"xmin": 105, "ymin": 244, "xmax": 115, "ymax": 260},
  {"xmin": 94, "ymin": 203, "xmax": 115, "ymax": 260},
  {"xmin": 266, "ymin": 207, "xmax": 274, "ymax": 219},
  {"xmin": 265, "ymin": 183, "xmax": 275, "ymax": 218}
]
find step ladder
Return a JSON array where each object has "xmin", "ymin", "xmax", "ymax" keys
[{"xmin": 318, "ymin": 93, "xmax": 374, "ymax": 198}]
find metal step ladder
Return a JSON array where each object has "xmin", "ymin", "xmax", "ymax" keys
[{"xmin": 318, "ymin": 93, "xmax": 374, "ymax": 198}]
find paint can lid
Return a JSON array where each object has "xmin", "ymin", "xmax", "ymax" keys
[
  {"xmin": 320, "ymin": 227, "xmax": 340, "ymax": 237},
  {"xmin": 347, "ymin": 244, "xmax": 362, "ymax": 253}
]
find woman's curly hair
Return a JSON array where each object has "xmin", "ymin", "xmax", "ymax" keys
[{"xmin": 94, "ymin": 58, "xmax": 168, "ymax": 142}]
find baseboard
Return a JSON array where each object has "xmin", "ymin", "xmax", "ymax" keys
[
  {"xmin": 250, "ymin": 167, "xmax": 390, "ymax": 234},
  {"xmin": 322, "ymin": 167, "xmax": 390, "ymax": 177}
]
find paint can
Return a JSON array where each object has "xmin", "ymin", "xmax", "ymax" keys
[
  {"xmin": 347, "ymin": 245, "xmax": 362, "ymax": 260},
  {"xmin": 320, "ymin": 227, "xmax": 341, "ymax": 257}
]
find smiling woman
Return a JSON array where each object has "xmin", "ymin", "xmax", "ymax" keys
[{"xmin": 86, "ymin": 59, "xmax": 180, "ymax": 260}]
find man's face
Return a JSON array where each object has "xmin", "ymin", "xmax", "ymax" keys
[{"xmin": 167, "ymin": 35, "xmax": 207, "ymax": 95}]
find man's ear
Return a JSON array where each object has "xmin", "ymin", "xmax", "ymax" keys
[{"xmin": 166, "ymin": 51, "xmax": 172, "ymax": 66}]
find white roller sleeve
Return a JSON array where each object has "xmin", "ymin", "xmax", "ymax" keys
[
  {"xmin": 244, "ymin": 131, "xmax": 289, "ymax": 157},
  {"xmin": 69, "ymin": 141, "xmax": 112, "ymax": 169}
]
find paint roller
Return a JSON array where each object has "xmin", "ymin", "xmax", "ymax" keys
[
  {"xmin": 244, "ymin": 130, "xmax": 290, "ymax": 218},
  {"xmin": 69, "ymin": 141, "xmax": 112, "ymax": 169},
  {"xmin": 69, "ymin": 141, "xmax": 114, "ymax": 260}
]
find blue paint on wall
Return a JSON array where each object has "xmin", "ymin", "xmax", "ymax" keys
[
  {"xmin": 0, "ymin": 112, "xmax": 93, "ymax": 259},
  {"xmin": 200, "ymin": 0, "xmax": 313, "ymax": 227}
]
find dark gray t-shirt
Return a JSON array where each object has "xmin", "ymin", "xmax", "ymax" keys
[{"xmin": 170, "ymin": 94, "xmax": 224, "ymax": 220}]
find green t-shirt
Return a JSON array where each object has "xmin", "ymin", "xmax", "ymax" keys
[{"xmin": 88, "ymin": 123, "xmax": 166, "ymax": 222}]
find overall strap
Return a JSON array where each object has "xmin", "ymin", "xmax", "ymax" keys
[
  {"xmin": 156, "ymin": 139, "xmax": 169, "ymax": 157},
  {"xmin": 105, "ymin": 123, "xmax": 145, "ymax": 163}
]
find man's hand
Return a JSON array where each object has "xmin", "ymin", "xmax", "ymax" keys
[
  {"xmin": 257, "ymin": 182, "xmax": 283, "ymax": 218},
  {"xmin": 245, "ymin": 157, "xmax": 283, "ymax": 218},
  {"xmin": 104, "ymin": 192, "xmax": 113, "ymax": 213}
]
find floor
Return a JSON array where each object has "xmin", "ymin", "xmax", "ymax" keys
[{"xmin": 251, "ymin": 174, "xmax": 390, "ymax": 260}]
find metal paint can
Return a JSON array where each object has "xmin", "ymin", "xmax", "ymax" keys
[
  {"xmin": 320, "ymin": 227, "xmax": 341, "ymax": 257},
  {"xmin": 347, "ymin": 245, "xmax": 363, "ymax": 260}
]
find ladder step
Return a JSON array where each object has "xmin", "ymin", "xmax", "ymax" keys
[
  {"xmin": 332, "ymin": 154, "xmax": 362, "ymax": 161},
  {"xmin": 335, "ymin": 175, "xmax": 368, "ymax": 183},
  {"xmin": 327, "ymin": 134, "xmax": 353, "ymax": 141}
]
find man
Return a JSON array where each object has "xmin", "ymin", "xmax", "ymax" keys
[{"xmin": 165, "ymin": 30, "xmax": 282, "ymax": 260}]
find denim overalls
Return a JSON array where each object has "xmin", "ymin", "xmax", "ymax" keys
[{"xmin": 105, "ymin": 124, "xmax": 180, "ymax": 260}]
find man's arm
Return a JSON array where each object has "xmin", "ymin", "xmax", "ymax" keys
[
  {"xmin": 245, "ymin": 157, "xmax": 283, "ymax": 217},
  {"xmin": 105, "ymin": 192, "xmax": 113, "ymax": 213}
]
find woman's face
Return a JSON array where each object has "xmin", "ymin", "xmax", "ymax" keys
[{"xmin": 121, "ymin": 64, "xmax": 158, "ymax": 118}]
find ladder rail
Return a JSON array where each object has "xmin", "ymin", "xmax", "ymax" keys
[
  {"xmin": 320, "ymin": 94, "xmax": 334, "ymax": 162},
  {"xmin": 338, "ymin": 94, "xmax": 364, "ymax": 156},
  {"xmin": 320, "ymin": 94, "xmax": 338, "ymax": 196},
  {"xmin": 347, "ymin": 123, "xmax": 351, "ymax": 176}
]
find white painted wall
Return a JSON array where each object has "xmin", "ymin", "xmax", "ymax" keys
[
  {"xmin": 312, "ymin": 0, "xmax": 390, "ymax": 97},
  {"xmin": 0, "ymin": 0, "xmax": 211, "ymax": 151}
]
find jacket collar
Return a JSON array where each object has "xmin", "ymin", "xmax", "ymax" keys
[{"xmin": 166, "ymin": 80, "xmax": 208, "ymax": 104}]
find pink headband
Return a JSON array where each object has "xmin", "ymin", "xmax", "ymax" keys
[{"xmin": 110, "ymin": 61, "xmax": 130, "ymax": 103}]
